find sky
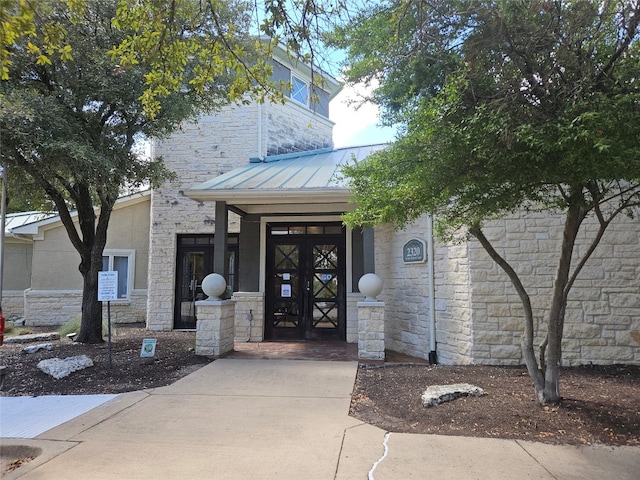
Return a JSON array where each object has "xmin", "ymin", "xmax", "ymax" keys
[{"xmin": 329, "ymin": 82, "xmax": 397, "ymax": 148}]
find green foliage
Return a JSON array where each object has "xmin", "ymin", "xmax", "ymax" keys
[
  {"xmin": 1, "ymin": 0, "xmax": 347, "ymax": 117},
  {"xmin": 3, "ymin": 323, "xmax": 33, "ymax": 337},
  {"xmin": 339, "ymin": 1, "xmax": 640, "ymax": 238},
  {"xmin": 0, "ymin": 0, "xmax": 265, "ymax": 342},
  {"xmin": 58, "ymin": 317, "xmax": 83, "ymax": 337},
  {"xmin": 339, "ymin": 1, "xmax": 640, "ymax": 401},
  {"xmin": 109, "ymin": 0, "xmax": 275, "ymax": 117}
]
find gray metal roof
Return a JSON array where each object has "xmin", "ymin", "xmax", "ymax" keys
[
  {"xmin": 5, "ymin": 211, "xmax": 54, "ymax": 235},
  {"xmin": 186, "ymin": 144, "xmax": 387, "ymax": 211}
]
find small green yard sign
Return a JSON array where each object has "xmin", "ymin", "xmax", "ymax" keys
[{"xmin": 140, "ymin": 338, "xmax": 157, "ymax": 358}]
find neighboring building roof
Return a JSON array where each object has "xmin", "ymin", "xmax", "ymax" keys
[
  {"xmin": 5, "ymin": 212, "xmax": 55, "ymax": 235},
  {"xmin": 185, "ymin": 144, "xmax": 388, "ymax": 215},
  {"xmin": 8, "ymin": 190, "xmax": 151, "ymax": 238}
]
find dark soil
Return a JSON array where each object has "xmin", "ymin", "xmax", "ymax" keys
[
  {"xmin": 0, "ymin": 324, "xmax": 212, "ymax": 396},
  {"xmin": 1, "ymin": 324, "xmax": 639, "ymax": 447},
  {"xmin": 350, "ymin": 363, "xmax": 640, "ymax": 446}
]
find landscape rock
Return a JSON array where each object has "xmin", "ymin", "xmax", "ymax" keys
[
  {"xmin": 4, "ymin": 332, "xmax": 60, "ymax": 344},
  {"xmin": 421, "ymin": 383, "xmax": 487, "ymax": 407},
  {"xmin": 37, "ymin": 355, "xmax": 94, "ymax": 379},
  {"xmin": 21, "ymin": 343, "xmax": 54, "ymax": 354}
]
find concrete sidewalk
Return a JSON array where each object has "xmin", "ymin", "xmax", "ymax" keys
[{"xmin": 2, "ymin": 359, "xmax": 639, "ymax": 479}]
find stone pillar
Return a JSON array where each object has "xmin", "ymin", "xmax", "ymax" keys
[
  {"xmin": 358, "ymin": 300, "xmax": 385, "ymax": 361},
  {"xmin": 195, "ymin": 299, "xmax": 236, "ymax": 357}
]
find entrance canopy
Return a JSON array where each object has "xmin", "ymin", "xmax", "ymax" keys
[{"xmin": 185, "ymin": 144, "xmax": 387, "ymax": 215}]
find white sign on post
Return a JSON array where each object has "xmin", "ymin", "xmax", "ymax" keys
[{"xmin": 98, "ymin": 271, "xmax": 118, "ymax": 301}]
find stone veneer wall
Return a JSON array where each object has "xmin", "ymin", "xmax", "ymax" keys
[
  {"xmin": 2, "ymin": 292, "xmax": 25, "ymax": 318},
  {"xmin": 373, "ymin": 218, "xmax": 476, "ymax": 364},
  {"xmin": 377, "ymin": 208, "xmax": 640, "ymax": 366},
  {"xmin": 346, "ymin": 293, "xmax": 360, "ymax": 343},
  {"xmin": 374, "ymin": 221, "xmax": 434, "ymax": 361},
  {"xmin": 23, "ymin": 290, "xmax": 147, "ymax": 327},
  {"xmin": 266, "ymin": 102, "xmax": 333, "ymax": 155},
  {"xmin": 147, "ymin": 100, "xmax": 334, "ymax": 332},
  {"xmin": 468, "ymin": 211, "xmax": 640, "ymax": 366},
  {"xmin": 232, "ymin": 293, "xmax": 264, "ymax": 342},
  {"xmin": 432, "ymin": 240, "xmax": 475, "ymax": 365}
]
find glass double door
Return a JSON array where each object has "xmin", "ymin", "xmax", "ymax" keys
[{"xmin": 266, "ymin": 225, "xmax": 346, "ymax": 340}]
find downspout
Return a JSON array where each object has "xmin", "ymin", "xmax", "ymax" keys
[{"xmin": 427, "ymin": 214, "xmax": 437, "ymax": 364}]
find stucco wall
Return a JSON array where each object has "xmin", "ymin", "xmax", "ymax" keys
[
  {"xmin": 22, "ymin": 195, "xmax": 151, "ymax": 326},
  {"xmin": 30, "ymin": 196, "xmax": 150, "ymax": 291},
  {"xmin": 3, "ymin": 241, "xmax": 33, "ymax": 290},
  {"xmin": 147, "ymin": 99, "xmax": 334, "ymax": 332}
]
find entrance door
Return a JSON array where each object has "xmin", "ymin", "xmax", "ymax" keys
[
  {"xmin": 174, "ymin": 235, "xmax": 239, "ymax": 329},
  {"xmin": 265, "ymin": 223, "xmax": 346, "ymax": 340},
  {"xmin": 174, "ymin": 239, "xmax": 213, "ymax": 329}
]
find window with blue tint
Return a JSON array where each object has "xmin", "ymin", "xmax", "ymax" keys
[
  {"xmin": 291, "ymin": 75, "xmax": 308, "ymax": 105},
  {"xmin": 102, "ymin": 250, "xmax": 134, "ymax": 300}
]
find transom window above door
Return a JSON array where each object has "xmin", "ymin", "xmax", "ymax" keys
[{"xmin": 270, "ymin": 224, "xmax": 343, "ymax": 236}]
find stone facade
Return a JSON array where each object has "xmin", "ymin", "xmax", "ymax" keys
[
  {"xmin": 23, "ymin": 289, "xmax": 147, "ymax": 327},
  {"xmin": 357, "ymin": 301, "xmax": 385, "ymax": 361},
  {"xmin": 2, "ymin": 292, "xmax": 25, "ymax": 319},
  {"xmin": 147, "ymin": 99, "xmax": 334, "ymax": 332},
  {"xmin": 195, "ymin": 300, "xmax": 235, "ymax": 356},
  {"xmin": 231, "ymin": 293, "xmax": 264, "ymax": 342},
  {"xmin": 467, "ymin": 211, "xmax": 640, "ymax": 366},
  {"xmin": 376, "ymin": 210, "xmax": 640, "ymax": 366}
]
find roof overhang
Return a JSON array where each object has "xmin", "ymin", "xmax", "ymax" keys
[
  {"xmin": 184, "ymin": 144, "xmax": 387, "ymax": 216},
  {"xmin": 185, "ymin": 188, "xmax": 354, "ymax": 215}
]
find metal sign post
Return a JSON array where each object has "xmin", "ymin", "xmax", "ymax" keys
[{"xmin": 98, "ymin": 271, "xmax": 118, "ymax": 368}]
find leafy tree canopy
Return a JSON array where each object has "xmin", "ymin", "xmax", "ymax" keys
[
  {"xmin": 338, "ymin": 0, "xmax": 640, "ymax": 237},
  {"xmin": 0, "ymin": 0, "xmax": 272, "ymax": 342},
  {"xmin": 335, "ymin": 0, "xmax": 640, "ymax": 403},
  {"xmin": 1, "ymin": 0, "xmax": 346, "ymax": 116}
]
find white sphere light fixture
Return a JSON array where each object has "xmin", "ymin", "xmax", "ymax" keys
[
  {"xmin": 358, "ymin": 273, "xmax": 383, "ymax": 301},
  {"xmin": 201, "ymin": 273, "xmax": 227, "ymax": 300}
]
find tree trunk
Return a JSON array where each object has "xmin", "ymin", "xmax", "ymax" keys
[
  {"xmin": 535, "ymin": 197, "xmax": 585, "ymax": 403},
  {"xmin": 471, "ymin": 226, "xmax": 546, "ymax": 394},
  {"xmin": 72, "ymin": 191, "xmax": 114, "ymax": 344},
  {"xmin": 76, "ymin": 255, "xmax": 104, "ymax": 344}
]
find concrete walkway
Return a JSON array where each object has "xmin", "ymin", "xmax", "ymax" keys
[{"xmin": 2, "ymin": 359, "xmax": 639, "ymax": 479}]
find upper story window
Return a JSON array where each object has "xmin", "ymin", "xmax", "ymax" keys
[
  {"xmin": 102, "ymin": 250, "xmax": 135, "ymax": 300},
  {"xmin": 291, "ymin": 74, "xmax": 309, "ymax": 106}
]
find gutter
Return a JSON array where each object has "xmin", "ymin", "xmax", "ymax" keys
[{"xmin": 427, "ymin": 215, "xmax": 437, "ymax": 365}]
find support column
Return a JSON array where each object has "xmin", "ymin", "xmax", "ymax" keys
[
  {"xmin": 195, "ymin": 299, "xmax": 236, "ymax": 357},
  {"xmin": 357, "ymin": 301, "xmax": 385, "ymax": 361},
  {"xmin": 214, "ymin": 201, "xmax": 229, "ymax": 280},
  {"xmin": 363, "ymin": 227, "xmax": 375, "ymax": 274}
]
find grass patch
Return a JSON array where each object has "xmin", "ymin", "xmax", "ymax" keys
[
  {"xmin": 58, "ymin": 317, "xmax": 112, "ymax": 337},
  {"xmin": 3, "ymin": 323, "xmax": 34, "ymax": 337}
]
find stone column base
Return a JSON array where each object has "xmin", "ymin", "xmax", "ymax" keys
[
  {"xmin": 195, "ymin": 300, "xmax": 236, "ymax": 357},
  {"xmin": 358, "ymin": 301, "xmax": 385, "ymax": 361}
]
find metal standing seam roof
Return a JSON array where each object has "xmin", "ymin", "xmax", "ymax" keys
[
  {"xmin": 4, "ymin": 211, "xmax": 55, "ymax": 235},
  {"xmin": 187, "ymin": 144, "xmax": 388, "ymax": 196}
]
